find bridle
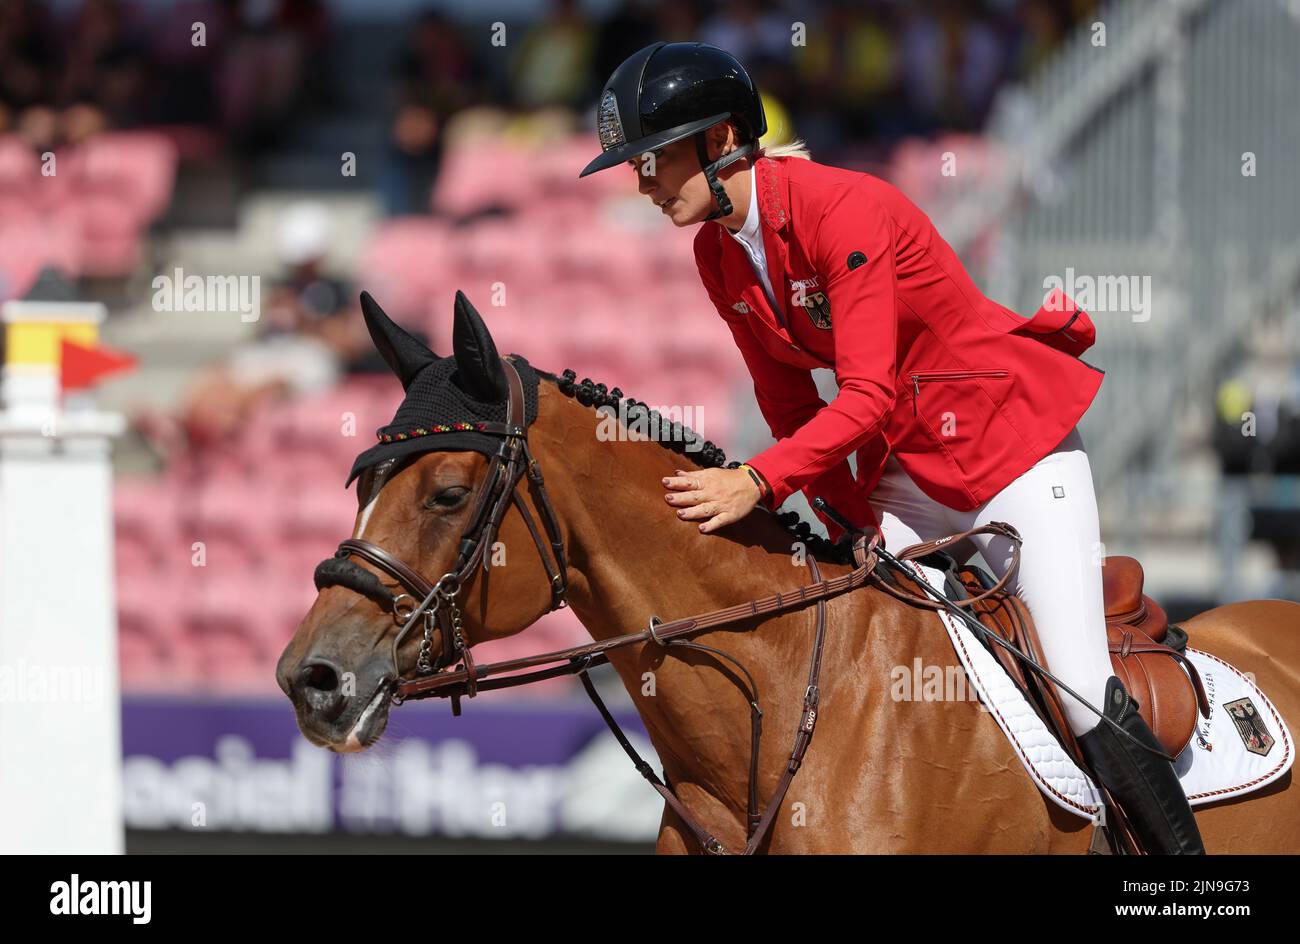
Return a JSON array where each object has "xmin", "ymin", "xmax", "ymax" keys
[
  {"xmin": 326, "ymin": 355, "xmax": 568, "ymax": 716},
  {"xmin": 316, "ymin": 356, "xmax": 1148, "ymax": 853}
]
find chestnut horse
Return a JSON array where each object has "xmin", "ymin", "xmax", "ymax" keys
[{"xmin": 277, "ymin": 295, "xmax": 1300, "ymax": 853}]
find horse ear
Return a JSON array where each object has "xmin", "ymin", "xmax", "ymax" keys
[
  {"xmin": 360, "ymin": 291, "xmax": 438, "ymax": 390},
  {"xmin": 452, "ymin": 290, "xmax": 508, "ymax": 402}
]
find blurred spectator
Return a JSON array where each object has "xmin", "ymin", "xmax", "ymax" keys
[
  {"xmin": 510, "ymin": 0, "xmax": 597, "ymax": 111},
  {"xmin": 218, "ymin": 0, "xmax": 330, "ymax": 150},
  {"xmin": 897, "ymin": 1, "xmax": 1010, "ymax": 134},
  {"xmin": 1011, "ymin": 0, "xmax": 1069, "ymax": 79},
  {"xmin": 131, "ymin": 201, "xmax": 377, "ymax": 457},
  {"xmin": 791, "ymin": 2, "xmax": 901, "ymax": 148},
  {"xmin": 654, "ymin": 0, "xmax": 706, "ymax": 43},
  {"xmin": 593, "ymin": 0, "xmax": 658, "ymax": 88},
  {"xmin": 698, "ymin": 0, "xmax": 792, "ymax": 67},
  {"xmin": 0, "ymin": 0, "xmax": 59, "ymax": 132},
  {"xmin": 1, "ymin": 0, "xmax": 329, "ymax": 154},
  {"xmin": 1213, "ymin": 372, "xmax": 1300, "ymax": 476},
  {"xmin": 381, "ymin": 9, "xmax": 485, "ymax": 216},
  {"xmin": 58, "ymin": 0, "xmax": 150, "ymax": 128},
  {"xmin": 151, "ymin": 1, "xmax": 230, "ymax": 128}
]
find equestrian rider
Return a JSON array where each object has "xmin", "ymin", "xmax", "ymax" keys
[{"xmin": 579, "ymin": 41, "xmax": 1204, "ymax": 855}]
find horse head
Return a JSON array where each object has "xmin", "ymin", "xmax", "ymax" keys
[{"xmin": 276, "ymin": 290, "xmax": 574, "ymax": 750}]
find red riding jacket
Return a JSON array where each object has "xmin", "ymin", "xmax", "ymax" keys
[{"xmin": 694, "ymin": 156, "xmax": 1104, "ymax": 541}]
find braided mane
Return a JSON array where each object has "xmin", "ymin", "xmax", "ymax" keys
[{"xmin": 535, "ymin": 367, "xmax": 852, "ymax": 564}]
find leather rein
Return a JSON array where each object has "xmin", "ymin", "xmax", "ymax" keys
[{"xmin": 318, "ymin": 357, "xmax": 1025, "ymax": 854}]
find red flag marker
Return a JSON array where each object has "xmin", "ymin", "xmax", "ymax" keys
[{"xmin": 60, "ymin": 338, "xmax": 137, "ymax": 391}]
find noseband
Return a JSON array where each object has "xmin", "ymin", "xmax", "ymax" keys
[{"xmin": 324, "ymin": 356, "xmax": 568, "ymax": 715}]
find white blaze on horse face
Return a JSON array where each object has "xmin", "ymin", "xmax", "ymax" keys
[
  {"xmin": 337, "ymin": 685, "xmax": 390, "ymax": 752},
  {"xmin": 354, "ymin": 458, "xmax": 397, "ymax": 539}
]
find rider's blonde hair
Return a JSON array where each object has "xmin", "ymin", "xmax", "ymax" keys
[
  {"xmin": 754, "ymin": 138, "xmax": 812, "ymax": 161},
  {"xmin": 719, "ymin": 113, "xmax": 811, "ymax": 162}
]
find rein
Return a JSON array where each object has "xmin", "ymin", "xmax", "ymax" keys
[{"xmin": 314, "ymin": 360, "xmax": 1038, "ymax": 854}]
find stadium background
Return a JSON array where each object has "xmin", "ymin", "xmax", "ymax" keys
[{"xmin": 2, "ymin": 0, "xmax": 1298, "ymax": 852}]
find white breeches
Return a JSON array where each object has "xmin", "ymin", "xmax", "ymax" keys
[{"xmin": 871, "ymin": 426, "xmax": 1113, "ymax": 735}]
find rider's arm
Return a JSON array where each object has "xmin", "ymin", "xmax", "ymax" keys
[
  {"xmin": 742, "ymin": 185, "xmax": 898, "ymax": 508},
  {"xmin": 696, "ymin": 240, "xmax": 880, "ymax": 538}
]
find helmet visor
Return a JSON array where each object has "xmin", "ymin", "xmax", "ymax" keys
[{"xmin": 578, "ymin": 112, "xmax": 730, "ymax": 177}]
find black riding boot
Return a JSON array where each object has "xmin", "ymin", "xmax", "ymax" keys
[{"xmin": 1076, "ymin": 675, "xmax": 1205, "ymax": 854}]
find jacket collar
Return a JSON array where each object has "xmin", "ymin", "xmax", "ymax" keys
[
  {"xmin": 712, "ymin": 156, "xmax": 790, "ymax": 244},
  {"xmin": 754, "ymin": 155, "xmax": 791, "ymax": 232},
  {"xmin": 709, "ymin": 157, "xmax": 795, "ymax": 336}
]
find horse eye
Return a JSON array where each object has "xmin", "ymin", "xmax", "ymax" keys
[{"xmin": 427, "ymin": 486, "xmax": 470, "ymax": 510}]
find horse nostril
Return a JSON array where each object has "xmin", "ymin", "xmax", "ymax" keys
[
  {"xmin": 295, "ymin": 659, "xmax": 348, "ymax": 721},
  {"xmin": 301, "ymin": 661, "xmax": 340, "ymax": 693}
]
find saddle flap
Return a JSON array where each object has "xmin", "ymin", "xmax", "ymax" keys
[
  {"xmin": 1102, "ymin": 556, "xmax": 1168, "ymax": 643},
  {"xmin": 955, "ymin": 567, "xmax": 1203, "ymax": 759},
  {"xmin": 954, "ymin": 568, "xmax": 1081, "ymax": 763},
  {"xmin": 1107, "ymin": 624, "xmax": 1211, "ymax": 757}
]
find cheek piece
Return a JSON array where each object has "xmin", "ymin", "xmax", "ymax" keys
[{"xmin": 695, "ymin": 132, "xmax": 756, "ymax": 221}]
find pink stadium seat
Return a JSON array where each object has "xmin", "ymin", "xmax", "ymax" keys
[
  {"xmin": 532, "ymin": 135, "xmax": 605, "ymax": 196},
  {"xmin": 545, "ymin": 225, "xmax": 642, "ymax": 288},
  {"xmin": 257, "ymin": 450, "xmax": 346, "ymax": 498},
  {"xmin": 562, "ymin": 308, "xmax": 635, "ymax": 378},
  {"xmin": 72, "ymin": 132, "xmax": 179, "ymax": 226},
  {"xmin": 189, "ymin": 478, "xmax": 278, "ymax": 539},
  {"xmin": 0, "ymin": 205, "xmax": 83, "ymax": 299},
  {"xmin": 256, "ymin": 389, "xmax": 377, "ymax": 461},
  {"xmin": 268, "ymin": 542, "xmax": 336, "ymax": 613},
  {"xmin": 460, "ymin": 219, "xmax": 543, "ymax": 286},
  {"xmin": 117, "ymin": 597, "xmax": 171, "ymax": 647},
  {"xmin": 537, "ymin": 134, "xmax": 628, "ymax": 200},
  {"xmin": 185, "ymin": 626, "xmax": 270, "ymax": 693},
  {"xmin": 433, "ymin": 141, "xmax": 535, "ymax": 216},
  {"xmin": 361, "ymin": 217, "xmax": 458, "ymax": 320},
  {"xmin": 279, "ymin": 482, "xmax": 358, "ymax": 544},
  {"xmin": 117, "ymin": 623, "xmax": 171, "ymax": 689},
  {"xmin": 641, "ymin": 224, "xmax": 700, "ymax": 282},
  {"xmin": 77, "ymin": 194, "xmax": 144, "ymax": 276},
  {"xmin": 0, "ymin": 136, "xmax": 38, "ymax": 194}
]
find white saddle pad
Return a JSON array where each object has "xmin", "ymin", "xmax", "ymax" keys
[{"xmin": 907, "ymin": 560, "xmax": 1295, "ymax": 820}]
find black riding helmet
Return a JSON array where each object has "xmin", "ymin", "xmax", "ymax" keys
[{"xmin": 579, "ymin": 42, "xmax": 767, "ymax": 221}]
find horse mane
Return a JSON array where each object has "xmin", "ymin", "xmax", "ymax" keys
[{"xmin": 535, "ymin": 367, "xmax": 853, "ymax": 564}]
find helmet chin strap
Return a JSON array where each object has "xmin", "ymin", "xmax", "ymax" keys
[{"xmin": 694, "ymin": 132, "xmax": 755, "ymax": 222}]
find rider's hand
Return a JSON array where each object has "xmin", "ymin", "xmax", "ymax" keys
[{"xmin": 662, "ymin": 466, "xmax": 765, "ymax": 534}]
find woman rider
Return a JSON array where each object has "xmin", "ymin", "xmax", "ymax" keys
[{"xmin": 578, "ymin": 42, "xmax": 1203, "ymax": 855}]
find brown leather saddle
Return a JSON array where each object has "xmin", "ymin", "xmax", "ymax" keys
[{"xmin": 939, "ymin": 554, "xmax": 1210, "ymax": 763}]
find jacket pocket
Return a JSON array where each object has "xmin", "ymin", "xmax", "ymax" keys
[
  {"xmin": 909, "ymin": 369, "xmax": 1010, "ymax": 417},
  {"xmin": 905, "ymin": 368, "xmax": 1016, "ymax": 483}
]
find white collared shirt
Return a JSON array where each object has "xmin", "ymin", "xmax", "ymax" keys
[{"xmin": 726, "ymin": 166, "xmax": 780, "ymax": 314}]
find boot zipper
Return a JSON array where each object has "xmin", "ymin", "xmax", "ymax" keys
[{"xmin": 1107, "ymin": 678, "xmax": 1135, "ymax": 722}]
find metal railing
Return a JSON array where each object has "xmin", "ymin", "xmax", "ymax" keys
[{"xmin": 940, "ymin": 0, "xmax": 1300, "ymax": 532}]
